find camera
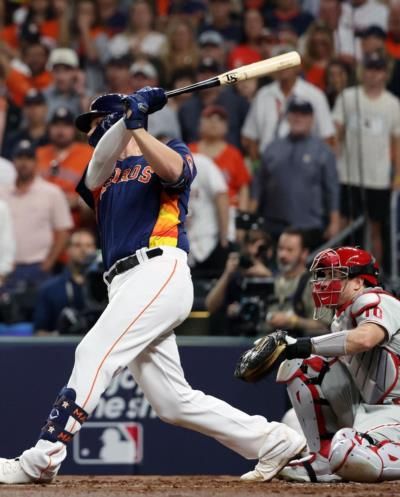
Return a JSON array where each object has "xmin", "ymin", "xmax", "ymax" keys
[
  {"xmin": 235, "ymin": 277, "xmax": 274, "ymax": 335},
  {"xmin": 235, "ymin": 212, "xmax": 265, "ymax": 231}
]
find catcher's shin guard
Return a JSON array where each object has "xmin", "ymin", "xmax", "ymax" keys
[
  {"xmin": 39, "ymin": 387, "xmax": 89, "ymax": 444},
  {"xmin": 277, "ymin": 357, "xmax": 338, "ymax": 456},
  {"xmin": 329, "ymin": 428, "xmax": 400, "ymax": 482}
]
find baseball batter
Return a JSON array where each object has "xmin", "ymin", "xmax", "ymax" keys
[
  {"xmin": 0, "ymin": 88, "xmax": 305, "ymax": 484},
  {"xmin": 274, "ymin": 247, "xmax": 400, "ymax": 482}
]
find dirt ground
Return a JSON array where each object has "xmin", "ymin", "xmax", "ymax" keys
[{"xmin": 0, "ymin": 476, "xmax": 398, "ymax": 497}]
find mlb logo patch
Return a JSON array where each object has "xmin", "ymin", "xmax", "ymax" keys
[{"xmin": 73, "ymin": 422, "xmax": 143, "ymax": 464}]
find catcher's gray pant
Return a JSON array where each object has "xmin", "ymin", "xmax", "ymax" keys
[
  {"xmin": 19, "ymin": 247, "xmax": 284, "ymax": 481},
  {"xmin": 277, "ymin": 357, "xmax": 400, "ymax": 481}
]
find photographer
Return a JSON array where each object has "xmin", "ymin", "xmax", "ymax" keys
[
  {"xmin": 205, "ymin": 228, "xmax": 274, "ymax": 335},
  {"xmin": 33, "ymin": 228, "xmax": 101, "ymax": 336},
  {"xmin": 265, "ymin": 228, "xmax": 330, "ymax": 337}
]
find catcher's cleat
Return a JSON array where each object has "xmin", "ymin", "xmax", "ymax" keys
[
  {"xmin": 240, "ymin": 424, "xmax": 306, "ymax": 482},
  {"xmin": 278, "ymin": 452, "xmax": 342, "ymax": 483},
  {"xmin": 0, "ymin": 458, "xmax": 32, "ymax": 484}
]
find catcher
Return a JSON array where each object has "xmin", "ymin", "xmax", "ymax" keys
[{"xmin": 235, "ymin": 246, "xmax": 400, "ymax": 483}]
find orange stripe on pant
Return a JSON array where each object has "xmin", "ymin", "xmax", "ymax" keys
[{"xmin": 69, "ymin": 259, "xmax": 178, "ymax": 433}]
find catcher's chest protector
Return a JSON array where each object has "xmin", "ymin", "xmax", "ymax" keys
[{"xmin": 333, "ymin": 289, "xmax": 400, "ymax": 405}]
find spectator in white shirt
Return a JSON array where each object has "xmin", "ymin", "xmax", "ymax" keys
[
  {"xmin": 333, "ymin": 51, "xmax": 400, "ymax": 266},
  {"xmin": 241, "ymin": 45, "xmax": 335, "ymax": 162}
]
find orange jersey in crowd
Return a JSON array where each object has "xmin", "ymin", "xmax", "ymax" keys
[
  {"xmin": 5, "ymin": 68, "xmax": 53, "ymax": 107},
  {"xmin": 36, "ymin": 142, "xmax": 93, "ymax": 228},
  {"xmin": 36, "ymin": 142, "xmax": 93, "ymax": 196},
  {"xmin": 305, "ymin": 65, "xmax": 326, "ymax": 91},
  {"xmin": 0, "ymin": 20, "xmax": 60, "ymax": 50},
  {"xmin": 189, "ymin": 142, "xmax": 251, "ymax": 207}
]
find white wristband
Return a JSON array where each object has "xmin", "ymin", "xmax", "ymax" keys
[{"xmin": 311, "ymin": 330, "xmax": 349, "ymax": 357}]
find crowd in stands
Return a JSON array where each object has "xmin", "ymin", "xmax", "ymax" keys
[{"xmin": 0, "ymin": 0, "xmax": 399, "ymax": 337}]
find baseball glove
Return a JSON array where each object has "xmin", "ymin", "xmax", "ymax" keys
[{"xmin": 234, "ymin": 330, "xmax": 289, "ymax": 382}]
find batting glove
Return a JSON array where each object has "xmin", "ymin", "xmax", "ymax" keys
[
  {"xmin": 123, "ymin": 87, "xmax": 167, "ymax": 130},
  {"xmin": 136, "ymin": 86, "xmax": 167, "ymax": 114}
]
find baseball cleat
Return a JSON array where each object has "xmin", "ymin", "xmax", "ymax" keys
[
  {"xmin": 240, "ymin": 424, "xmax": 307, "ymax": 482},
  {"xmin": 0, "ymin": 458, "xmax": 32, "ymax": 484},
  {"xmin": 279, "ymin": 452, "xmax": 342, "ymax": 483}
]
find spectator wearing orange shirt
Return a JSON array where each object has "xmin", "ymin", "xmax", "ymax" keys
[
  {"xmin": 0, "ymin": 0, "xmax": 61, "ymax": 55},
  {"xmin": 303, "ymin": 21, "xmax": 335, "ymax": 91},
  {"xmin": 227, "ymin": 9, "xmax": 265, "ymax": 70},
  {"xmin": 36, "ymin": 108, "xmax": 93, "ymax": 224},
  {"xmin": 2, "ymin": 41, "xmax": 53, "ymax": 107},
  {"xmin": 190, "ymin": 105, "xmax": 251, "ymax": 241}
]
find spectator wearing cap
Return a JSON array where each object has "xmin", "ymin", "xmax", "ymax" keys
[
  {"xmin": 253, "ymin": 98, "xmax": 340, "ymax": 248},
  {"xmin": 104, "ymin": 55, "xmax": 132, "ymax": 95},
  {"xmin": 108, "ymin": 0, "xmax": 166, "ymax": 60},
  {"xmin": 36, "ymin": 108, "xmax": 93, "ymax": 221},
  {"xmin": 44, "ymin": 48, "xmax": 91, "ymax": 121},
  {"xmin": 190, "ymin": 105, "xmax": 252, "ymax": 241},
  {"xmin": 167, "ymin": 0, "xmax": 207, "ymax": 30},
  {"xmin": 302, "ymin": 21, "xmax": 335, "ymax": 91},
  {"xmin": 263, "ymin": 0, "xmax": 314, "ymax": 37},
  {"xmin": 386, "ymin": 1, "xmax": 400, "ymax": 60},
  {"xmin": 242, "ymin": 45, "xmax": 335, "ymax": 164},
  {"xmin": 227, "ymin": 9, "xmax": 265, "ymax": 70},
  {"xmin": 129, "ymin": 60, "xmax": 181, "ymax": 140},
  {"xmin": 333, "ymin": 51, "xmax": 400, "ymax": 267},
  {"xmin": 163, "ymin": 19, "xmax": 200, "ymax": 82},
  {"xmin": 199, "ymin": 0, "xmax": 242, "ymax": 47},
  {"xmin": 0, "ymin": 140, "xmax": 73, "ymax": 291},
  {"xmin": 359, "ymin": 25, "xmax": 387, "ymax": 58},
  {"xmin": 179, "ymin": 57, "xmax": 249, "ymax": 148},
  {"xmin": 0, "ymin": 199, "xmax": 15, "ymax": 289},
  {"xmin": 0, "ymin": 0, "xmax": 63, "ymax": 55},
  {"xmin": 198, "ymin": 30, "xmax": 227, "ymax": 70},
  {"xmin": 1, "ymin": 41, "xmax": 53, "ymax": 107},
  {"xmin": 2, "ymin": 89, "xmax": 49, "ymax": 160}
]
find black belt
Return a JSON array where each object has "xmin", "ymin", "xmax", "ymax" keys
[{"xmin": 104, "ymin": 248, "xmax": 163, "ymax": 285}]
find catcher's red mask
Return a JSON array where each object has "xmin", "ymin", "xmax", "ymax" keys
[{"xmin": 310, "ymin": 247, "xmax": 379, "ymax": 319}]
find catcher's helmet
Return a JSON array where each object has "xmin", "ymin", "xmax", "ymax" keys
[
  {"xmin": 310, "ymin": 247, "xmax": 379, "ymax": 316},
  {"xmin": 75, "ymin": 93, "xmax": 126, "ymax": 133}
]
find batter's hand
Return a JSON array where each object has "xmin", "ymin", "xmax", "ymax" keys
[
  {"xmin": 136, "ymin": 86, "xmax": 167, "ymax": 114},
  {"xmin": 123, "ymin": 88, "xmax": 167, "ymax": 129}
]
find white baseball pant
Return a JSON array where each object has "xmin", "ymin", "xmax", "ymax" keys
[{"xmin": 20, "ymin": 247, "xmax": 279, "ymax": 480}]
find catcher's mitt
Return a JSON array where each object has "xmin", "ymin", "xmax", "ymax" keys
[{"xmin": 234, "ymin": 330, "xmax": 289, "ymax": 382}]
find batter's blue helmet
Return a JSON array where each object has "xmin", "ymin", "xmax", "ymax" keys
[{"xmin": 75, "ymin": 93, "xmax": 126, "ymax": 133}]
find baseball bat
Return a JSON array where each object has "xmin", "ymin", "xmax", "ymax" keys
[{"xmin": 165, "ymin": 51, "xmax": 301, "ymax": 98}]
